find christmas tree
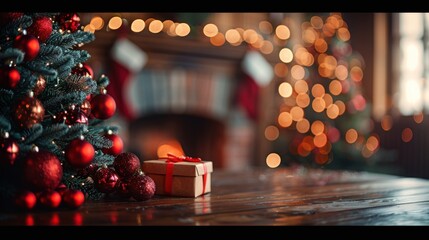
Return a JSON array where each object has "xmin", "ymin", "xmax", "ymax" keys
[
  {"xmin": 272, "ymin": 13, "xmax": 380, "ymax": 170},
  {"xmin": 0, "ymin": 13, "xmax": 155, "ymax": 210}
]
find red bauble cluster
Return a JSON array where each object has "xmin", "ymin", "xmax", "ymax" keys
[
  {"xmin": 14, "ymin": 34, "xmax": 40, "ymax": 61},
  {"xmin": 57, "ymin": 13, "xmax": 81, "ymax": 33},
  {"xmin": 65, "ymin": 138, "xmax": 95, "ymax": 168},
  {"xmin": 102, "ymin": 134, "xmax": 123, "ymax": 156},
  {"xmin": 0, "ymin": 66, "xmax": 20, "ymax": 89},
  {"xmin": 92, "ymin": 152, "xmax": 156, "ymax": 201},
  {"xmin": 27, "ymin": 16, "xmax": 52, "ymax": 42},
  {"xmin": 14, "ymin": 186, "xmax": 85, "ymax": 210},
  {"xmin": 22, "ymin": 150, "xmax": 62, "ymax": 191},
  {"xmin": 90, "ymin": 93, "xmax": 116, "ymax": 119}
]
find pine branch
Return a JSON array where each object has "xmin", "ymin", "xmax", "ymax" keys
[
  {"xmin": 0, "ymin": 115, "xmax": 11, "ymax": 131},
  {"xmin": 36, "ymin": 123, "xmax": 69, "ymax": 143},
  {"xmin": 51, "ymin": 54, "xmax": 74, "ymax": 79},
  {"xmin": 46, "ymin": 32, "xmax": 77, "ymax": 49},
  {"xmin": 43, "ymin": 91, "xmax": 86, "ymax": 110},
  {"xmin": 0, "ymin": 15, "xmax": 32, "ymax": 42},
  {"xmin": 23, "ymin": 61, "xmax": 58, "ymax": 79},
  {"xmin": 22, "ymin": 123, "xmax": 43, "ymax": 144},
  {"xmin": 73, "ymin": 50, "xmax": 91, "ymax": 64},
  {"xmin": 93, "ymin": 152, "xmax": 115, "ymax": 166},
  {"xmin": 61, "ymin": 124, "xmax": 88, "ymax": 141},
  {"xmin": 71, "ymin": 31, "xmax": 95, "ymax": 46},
  {"xmin": 63, "ymin": 75, "xmax": 96, "ymax": 94},
  {"xmin": 0, "ymin": 48, "xmax": 24, "ymax": 64},
  {"xmin": 85, "ymin": 133, "xmax": 112, "ymax": 149},
  {"xmin": 36, "ymin": 44, "xmax": 63, "ymax": 62}
]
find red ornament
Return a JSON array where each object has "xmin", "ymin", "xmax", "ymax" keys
[
  {"xmin": 0, "ymin": 12, "xmax": 23, "ymax": 26},
  {"xmin": 80, "ymin": 100, "xmax": 91, "ymax": 116},
  {"xmin": 65, "ymin": 138, "xmax": 95, "ymax": 168},
  {"xmin": 72, "ymin": 63, "xmax": 94, "ymax": 78},
  {"xmin": 57, "ymin": 13, "xmax": 81, "ymax": 33},
  {"xmin": 77, "ymin": 163, "xmax": 98, "ymax": 178},
  {"xmin": 102, "ymin": 134, "xmax": 124, "ymax": 156},
  {"xmin": 90, "ymin": 94, "xmax": 116, "ymax": 119},
  {"xmin": 115, "ymin": 179, "xmax": 131, "ymax": 198},
  {"xmin": 27, "ymin": 16, "xmax": 53, "ymax": 42},
  {"xmin": 14, "ymin": 190, "xmax": 37, "ymax": 210},
  {"xmin": 0, "ymin": 137, "xmax": 19, "ymax": 166},
  {"xmin": 66, "ymin": 109, "xmax": 89, "ymax": 125},
  {"xmin": 129, "ymin": 173, "xmax": 156, "ymax": 201},
  {"xmin": 93, "ymin": 167, "xmax": 119, "ymax": 193},
  {"xmin": 113, "ymin": 152, "xmax": 140, "ymax": 178},
  {"xmin": 0, "ymin": 66, "xmax": 20, "ymax": 89},
  {"xmin": 33, "ymin": 75, "xmax": 46, "ymax": 96},
  {"xmin": 62, "ymin": 189, "xmax": 85, "ymax": 208},
  {"xmin": 22, "ymin": 150, "xmax": 63, "ymax": 191},
  {"xmin": 13, "ymin": 95, "xmax": 45, "ymax": 129},
  {"xmin": 38, "ymin": 190, "xmax": 62, "ymax": 209},
  {"xmin": 14, "ymin": 34, "xmax": 40, "ymax": 61}
]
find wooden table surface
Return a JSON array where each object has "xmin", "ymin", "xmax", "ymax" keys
[{"xmin": 1, "ymin": 166, "xmax": 429, "ymax": 227}]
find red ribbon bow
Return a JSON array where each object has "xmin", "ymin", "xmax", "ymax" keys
[{"xmin": 159, "ymin": 153, "xmax": 207, "ymax": 196}]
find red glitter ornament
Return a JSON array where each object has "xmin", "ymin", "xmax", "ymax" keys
[
  {"xmin": 102, "ymin": 134, "xmax": 124, "ymax": 156},
  {"xmin": 65, "ymin": 138, "xmax": 95, "ymax": 168},
  {"xmin": 22, "ymin": 150, "xmax": 63, "ymax": 191},
  {"xmin": 14, "ymin": 34, "xmax": 40, "ymax": 61},
  {"xmin": 14, "ymin": 190, "xmax": 37, "ymax": 210},
  {"xmin": 27, "ymin": 16, "xmax": 52, "ymax": 42},
  {"xmin": 72, "ymin": 63, "xmax": 94, "ymax": 78},
  {"xmin": 113, "ymin": 152, "xmax": 140, "ymax": 178},
  {"xmin": 90, "ymin": 93, "xmax": 116, "ymax": 119},
  {"xmin": 33, "ymin": 75, "xmax": 46, "ymax": 96},
  {"xmin": 62, "ymin": 189, "xmax": 85, "ymax": 208},
  {"xmin": 57, "ymin": 13, "xmax": 81, "ymax": 33},
  {"xmin": 129, "ymin": 173, "xmax": 156, "ymax": 201},
  {"xmin": 93, "ymin": 167, "xmax": 119, "ymax": 193},
  {"xmin": 77, "ymin": 163, "xmax": 98, "ymax": 178},
  {"xmin": 38, "ymin": 190, "xmax": 62, "ymax": 209},
  {"xmin": 115, "ymin": 178, "xmax": 131, "ymax": 198},
  {"xmin": 13, "ymin": 95, "xmax": 45, "ymax": 129},
  {"xmin": 0, "ymin": 137, "xmax": 19, "ymax": 166},
  {"xmin": 0, "ymin": 66, "xmax": 20, "ymax": 89}
]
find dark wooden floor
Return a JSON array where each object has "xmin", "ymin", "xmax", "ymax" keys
[{"xmin": 1, "ymin": 166, "xmax": 429, "ymax": 226}]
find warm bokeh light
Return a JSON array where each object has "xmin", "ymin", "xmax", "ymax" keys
[
  {"xmin": 381, "ymin": 115, "xmax": 393, "ymax": 131},
  {"xmin": 290, "ymin": 106, "xmax": 304, "ymax": 121},
  {"xmin": 311, "ymin": 16, "xmax": 324, "ymax": 29},
  {"xmin": 322, "ymin": 93, "xmax": 333, "ymax": 108},
  {"xmin": 366, "ymin": 135, "xmax": 379, "ymax": 151},
  {"xmin": 335, "ymin": 100, "xmax": 346, "ymax": 115},
  {"xmin": 327, "ymin": 127, "xmax": 340, "ymax": 143},
  {"xmin": 337, "ymin": 27, "xmax": 351, "ymax": 41},
  {"xmin": 313, "ymin": 133, "xmax": 327, "ymax": 148},
  {"xmin": 278, "ymin": 112, "xmax": 293, "ymax": 127},
  {"xmin": 157, "ymin": 140, "xmax": 185, "ymax": 158},
  {"xmin": 326, "ymin": 104, "xmax": 340, "ymax": 119},
  {"xmin": 203, "ymin": 23, "xmax": 218, "ymax": 37},
  {"xmin": 401, "ymin": 128, "xmax": 413, "ymax": 143},
  {"xmin": 350, "ymin": 66, "xmax": 363, "ymax": 82},
  {"xmin": 174, "ymin": 23, "xmax": 190, "ymax": 37},
  {"xmin": 296, "ymin": 93, "xmax": 310, "ymax": 108},
  {"xmin": 275, "ymin": 25, "xmax": 290, "ymax": 40},
  {"xmin": 225, "ymin": 29, "xmax": 242, "ymax": 44},
  {"xmin": 329, "ymin": 80, "xmax": 342, "ymax": 95},
  {"xmin": 303, "ymin": 28, "xmax": 317, "ymax": 44},
  {"xmin": 108, "ymin": 16, "xmax": 122, "ymax": 30},
  {"xmin": 291, "ymin": 65, "xmax": 305, "ymax": 80},
  {"xmin": 294, "ymin": 80, "xmax": 308, "ymax": 93},
  {"xmin": 279, "ymin": 82, "xmax": 293, "ymax": 98},
  {"xmin": 335, "ymin": 65, "xmax": 348, "ymax": 80},
  {"xmin": 314, "ymin": 38, "xmax": 328, "ymax": 53},
  {"xmin": 260, "ymin": 40, "xmax": 274, "ymax": 54},
  {"xmin": 259, "ymin": 20, "xmax": 273, "ymax": 34},
  {"xmin": 266, "ymin": 153, "xmax": 281, "ymax": 168},
  {"xmin": 345, "ymin": 129, "xmax": 358, "ymax": 144},
  {"xmin": 274, "ymin": 63, "xmax": 288, "ymax": 78},
  {"xmin": 149, "ymin": 20, "xmax": 163, "ymax": 33},
  {"xmin": 311, "ymin": 84, "xmax": 325, "ymax": 97},
  {"xmin": 296, "ymin": 118, "xmax": 310, "ymax": 133},
  {"xmin": 162, "ymin": 20, "xmax": 174, "ymax": 32},
  {"xmin": 83, "ymin": 24, "xmax": 95, "ymax": 33},
  {"xmin": 90, "ymin": 16, "xmax": 104, "ymax": 30},
  {"xmin": 131, "ymin": 19, "xmax": 145, "ymax": 32},
  {"xmin": 312, "ymin": 97, "xmax": 326, "ymax": 112},
  {"xmin": 413, "ymin": 112, "xmax": 424, "ymax": 124},
  {"xmin": 279, "ymin": 48, "xmax": 293, "ymax": 63},
  {"xmin": 310, "ymin": 121, "xmax": 325, "ymax": 136},
  {"xmin": 210, "ymin": 32, "xmax": 225, "ymax": 46},
  {"xmin": 265, "ymin": 125, "xmax": 279, "ymax": 141},
  {"xmin": 243, "ymin": 29, "xmax": 258, "ymax": 44},
  {"xmin": 167, "ymin": 22, "xmax": 178, "ymax": 36},
  {"xmin": 315, "ymin": 153, "xmax": 330, "ymax": 165}
]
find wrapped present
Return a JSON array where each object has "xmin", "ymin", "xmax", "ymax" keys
[{"xmin": 142, "ymin": 154, "xmax": 213, "ymax": 197}]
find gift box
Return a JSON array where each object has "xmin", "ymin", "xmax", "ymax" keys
[{"xmin": 142, "ymin": 156, "xmax": 213, "ymax": 197}]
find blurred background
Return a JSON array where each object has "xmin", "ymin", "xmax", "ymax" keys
[{"xmin": 78, "ymin": 12, "xmax": 429, "ymax": 178}]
